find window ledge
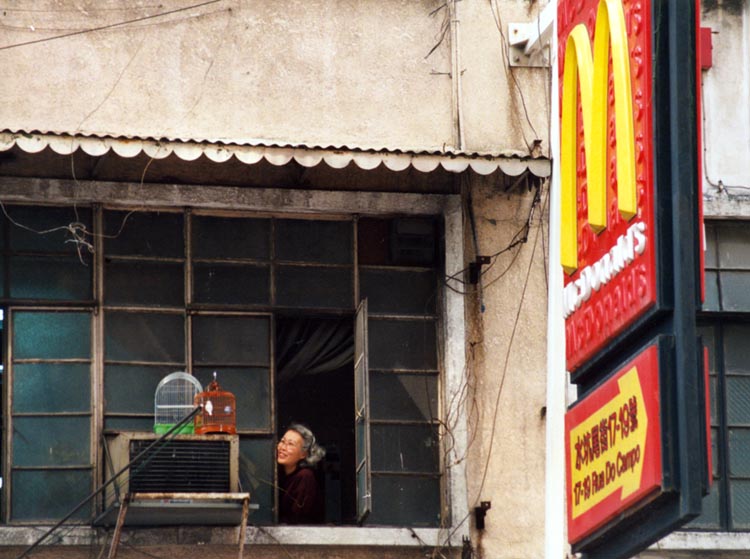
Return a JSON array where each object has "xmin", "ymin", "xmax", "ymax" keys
[
  {"xmin": 650, "ymin": 531, "xmax": 750, "ymax": 551},
  {"xmin": 0, "ymin": 524, "xmax": 468, "ymax": 548}
]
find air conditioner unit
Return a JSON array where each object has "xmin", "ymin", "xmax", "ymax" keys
[{"xmin": 104, "ymin": 432, "xmax": 240, "ymax": 510}]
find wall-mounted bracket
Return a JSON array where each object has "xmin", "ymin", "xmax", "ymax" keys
[{"xmin": 508, "ymin": 2, "xmax": 555, "ymax": 68}]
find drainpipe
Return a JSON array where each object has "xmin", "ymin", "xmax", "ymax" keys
[{"xmin": 449, "ymin": 0, "xmax": 465, "ymax": 151}]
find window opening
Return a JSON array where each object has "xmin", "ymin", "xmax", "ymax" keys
[{"xmin": 275, "ymin": 315, "xmax": 356, "ymax": 524}]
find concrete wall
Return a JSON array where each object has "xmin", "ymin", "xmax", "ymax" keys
[
  {"xmin": 464, "ymin": 175, "xmax": 549, "ymax": 558},
  {"xmin": 0, "ymin": 0, "xmax": 548, "ymax": 157}
]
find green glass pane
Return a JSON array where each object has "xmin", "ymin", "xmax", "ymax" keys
[
  {"xmin": 192, "ymin": 315, "xmax": 269, "ymax": 365},
  {"xmin": 195, "ymin": 367, "xmax": 270, "ymax": 430},
  {"xmin": 719, "ymin": 271, "xmax": 750, "ymax": 312},
  {"xmin": 239, "ymin": 437, "xmax": 274, "ymax": 524},
  {"xmin": 10, "ymin": 255, "xmax": 92, "ymax": 300},
  {"xmin": 193, "ymin": 263, "xmax": 270, "ymax": 306},
  {"xmin": 371, "ymin": 423, "xmax": 439, "ymax": 473},
  {"xmin": 369, "ymin": 319, "xmax": 437, "ymax": 370},
  {"xmin": 686, "ymin": 477, "xmax": 721, "ymax": 530},
  {"xmin": 371, "ymin": 372, "xmax": 438, "ymax": 422},
  {"xmin": 726, "ymin": 377, "xmax": 750, "ymax": 425},
  {"xmin": 6, "ymin": 205, "xmax": 92, "ymax": 255},
  {"xmin": 104, "ymin": 416, "xmax": 153, "ymax": 431},
  {"xmin": 275, "ymin": 265, "xmax": 352, "ymax": 309},
  {"xmin": 105, "ymin": 312, "xmax": 184, "ymax": 363},
  {"xmin": 14, "ymin": 363, "xmax": 90, "ymax": 413},
  {"xmin": 11, "ymin": 469, "xmax": 92, "ymax": 521},
  {"xmin": 368, "ymin": 475, "xmax": 440, "ymax": 526},
  {"xmin": 104, "ymin": 210, "xmax": 184, "ymax": 258},
  {"xmin": 704, "ymin": 223, "xmax": 717, "ymax": 268},
  {"xmin": 105, "ymin": 365, "xmax": 177, "ymax": 415},
  {"xmin": 192, "ymin": 216, "xmax": 270, "ymax": 260},
  {"xmin": 361, "ymin": 269, "xmax": 437, "ymax": 315},
  {"xmin": 721, "ymin": 324, "xmax": 750, "ymax": 375},
  {"xmin": 702, "ymin": 271, "xmax": 719, "ymax": 312},
  {"xmin": 13, "ymin": 416, "xmax": 90, "ymax": 467},
  {"xmin": 717, "ymin": 223, "xmax": 750, "ymax": 269},
  {"xmin": 729, "ymin": 428, "xmax": 750, "ymax": 477},
  {"xmin": 105, "ymin": 260, "xmax": 184, "ymax": 307},
  {"xmin": 13, "ymin": 311, "xmax": 90, "ymax": 359},
  {"xmin": 275, "ymin": 219, "xmax": 352, "ymax": 264},
  {"xmin": 731, "ymin": 479, "xmax": 750, "ymax": 529}
]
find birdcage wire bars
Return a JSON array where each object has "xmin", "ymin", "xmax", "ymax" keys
[{"xmin": 154, "ymin": 372, "xmax": 203, "ymax": 435}]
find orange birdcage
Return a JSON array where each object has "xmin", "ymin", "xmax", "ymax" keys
[{"xmin": 194, "ymin": 372, "xmax": 237, "ymax": 435}]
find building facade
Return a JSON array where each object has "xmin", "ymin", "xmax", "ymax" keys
[{"xmin": 0, "ymin": 1, "xmax": 551, "ymax": 558}]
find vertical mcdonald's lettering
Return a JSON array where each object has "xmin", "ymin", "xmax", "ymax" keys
[{"xmin": 561, "ymin": 0, "xmax": 636, "ymax": 275}]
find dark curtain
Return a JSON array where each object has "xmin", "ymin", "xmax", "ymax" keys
[{"xmin": 276, "ymin": 318, "xmax": 354, "ymax": 385}]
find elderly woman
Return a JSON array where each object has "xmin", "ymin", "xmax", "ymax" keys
[{"xmin": 276, "ymin": 423, "xmax": 326, "ymax": 524}]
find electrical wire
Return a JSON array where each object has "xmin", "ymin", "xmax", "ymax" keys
[{"xmin": 0, "ymin": 0, "xmax": 223, "ymax": 52}]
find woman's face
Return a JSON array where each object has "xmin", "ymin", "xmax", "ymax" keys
[{"xmin": 277, "ymin": 429, "xmax": 307, "ymax": 472}]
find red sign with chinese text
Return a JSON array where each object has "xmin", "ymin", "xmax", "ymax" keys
[
  {"xmin": 558, "ymin": 0, "xmax": 658, "ymax": 372},
  {"xmin": 565, "ymin": 343, "xmax": 663, "ymax": 545}
]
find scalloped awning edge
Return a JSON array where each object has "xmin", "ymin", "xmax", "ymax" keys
[{"xmin": 0, "ymin": 132, "xmax": 551, "ymax": 178}]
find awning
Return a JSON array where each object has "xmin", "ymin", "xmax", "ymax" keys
[{"xmin": 0, "ymin": 131, "xmax": 551, "ymax": 178}]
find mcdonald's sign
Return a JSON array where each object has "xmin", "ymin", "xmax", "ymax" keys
[
  {"xmin": 559, "ymin": 0, "xmax": 708, "ymax": 557},
  {"xmin": 559, "ymin": 0, "xmax": 658, "ymax": 373}
]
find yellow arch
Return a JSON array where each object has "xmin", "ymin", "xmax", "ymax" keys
[{"xmin": 560, "ymin": 0, "xmax": 637, "ymax": 275}]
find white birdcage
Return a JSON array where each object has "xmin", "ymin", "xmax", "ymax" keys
[{"xmin": 154, "ymin": 372, "xmax": 203, "ymax": 435}]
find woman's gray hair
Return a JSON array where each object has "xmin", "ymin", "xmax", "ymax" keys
[{"xmin": 288, "ymin": 423, "xmax": 326, "ymax": 467}]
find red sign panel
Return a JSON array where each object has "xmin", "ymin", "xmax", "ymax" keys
[
  {"xmin": 558, "ymin": 0, "xmax": 658, "ymax": 372},
  {"xmin": 565, "ymin": 343, "xmax": 663, "ymax": 544}
]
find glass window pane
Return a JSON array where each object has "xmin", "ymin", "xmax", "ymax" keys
[
  {"xmin": 104, "ymin": 210, "xmax": 184, "ymax": 258},
  {"xmin": 105, "ymin": 260, "xmax": 184, "ymax": 307},
  {"xmin": 192, "ymin": 216, "xmax": 270, "ymax": 260},
  {"xmin": 10, "ymin": 255, "xmax": 93, "ymax": 300},
  {"xmin": 195, "ymin": 367, "xmax": 270, "ymax": 430},
  {"xmin": 105, "ymin": 365, "xmax": 178, "ymax": 415},
  {"xmin": 704, "ymin": 223, "xmax": 717, "ymax": 269},
  {"xmin": 369, "ymin": 475, "xmax": 440, "ymax": 526},
  {"xmin": 276, "ymin": 265, "xmax": 352, "ymax": 309},
  {"xmin": 686, "ymin": 477, "xmax": 722, "ymax": 529},
  {"xmin": 239, "ymin": 437, "xmax": 274, "ymax": 524},
  {"xmin": 371, "ymin": 372, "xmax": 438, "ymax": 422},
  {"xmin": 104, "ymin": 416, "xmax": 153, "ymax": 431},
  {"xmin": 14, "ymin": 363, "xmax": 90, "ymax": 413},
  {"xmin": 718, "ymin": 223, "xmax": 750, "ymax": 269},
  {"xmin": 729, "ymin": 428, "xmax": 750, "ymax": 477},
  {"xmin": 13, "ymin": 311, "xmax": 90, "ymax": 360},
  {"xmin": 361, "ymin": 269, "xmax": 437, "ymax": 315},
  {"xmin": 371, "ymin": 424, "xmax": 439, "ymax": 473},
  {"xmin": 369, "ymin": 319, "xmax": 437, "ymax": 370},
  {"xmin": 6, "ymin": 205, "xmax": 92, "ymax": 255},
  {"xmin": 12, "ymin": 469, "xmax": 92, "ymax": 521},
  {"xmin": 702, "ymin": 270, "xmax": 719, "ymax": 312},
  {"xmin": 719, "ymin": 271, "xmax": 750, "ymax": 312},
  {"xmin": 724, "ymin": 324, "xmax": 750, "ymax": 375},
  {"xmin": 105, "ymin": 312, "xmax": 184, "ymax": 363},
  {"xmin": 358, "ymin": 217, "xmax": 438, "ymax": 267},
  {"xmin": 731, "ymin": 479, "xmax": 750, "ymax": 529},
  {"xmin": 192, "ymin": 316, "xmax": 269, "ymax": 365},
  {"xmin": 275, "ymin": 219, "xmax": 352, "ymax": 264},
  {"xmin": 726, "ymin": 377, "xmax": 750, "ymax": 425},
  {"xmin": 193, "ymin": 263, "xmax": 269, "ymax": 306},
  {"xmin": 13, "ymin": 416, "xmax": 90, "ymax": 466}
]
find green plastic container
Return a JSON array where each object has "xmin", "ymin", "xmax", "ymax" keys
[{"xmin": 154, "ymin": 422, "xmax": 195, "ymax": 435}]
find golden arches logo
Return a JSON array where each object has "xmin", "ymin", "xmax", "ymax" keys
[{"xmin": 560, "ymin": 0, "xmax": 638, "ymax": 275}]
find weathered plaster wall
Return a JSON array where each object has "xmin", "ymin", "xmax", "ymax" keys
[
  {"xmin": 0, "ymin": 0, "xmax": 549, "ymax": 157},
  {"xmin": 700, "ymin": 0, "xmax": 750, "ymax": 195},
  {"xmin": 464, "ymin": 174, "xmax": 549, "ymax": 558}
]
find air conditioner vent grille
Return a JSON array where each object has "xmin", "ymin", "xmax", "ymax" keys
[{"xmin": 129, "ymin": 439, "xmax": 231, "ymax": 493}]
